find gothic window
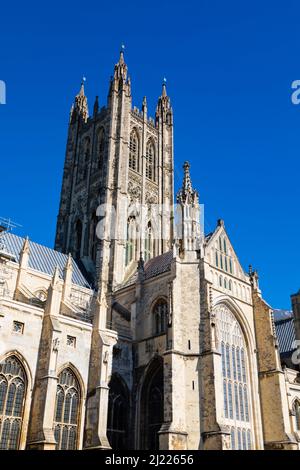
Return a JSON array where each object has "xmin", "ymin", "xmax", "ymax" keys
[
  {"xmin": 216, "ymin": 304, "xmax": 253, "ymax": 450},
  {"xmin": 153, "ymin": 300, "xmax": 168, "ymax": 335},
  {"xmin": 83, "ymin": 137, "xmax": 90, "ymax": 179},
  {"xmin": 0, "ymin": 355, "xmax": 27, "ymax": 450},
  {"xmin": 125, "ymin": 217, "xmax": 136, "ymax": 266},
  {"xmin": 107, "ymin": 375, "xmax": 129, "ymax": 450},
  {"xmin": 89, "ymin": 212, "xmax": 98, "ymax": 262},
  {"xmin": 53, "ymin": 368, "xmax": 81, "ymax": 450},
  {"xmin": 129, "ymin": 130, "xmax": 138, "ymax": 171},
  {"xmin": 75, "ymin": 220, "xmax": 82, "ymax": 259},
  {"xmin": 96, "ymin": 128, "xmax": 105, "ymax": 171},
  {"xmin": 140, "ymin": 358, "xmax": 164, "ymax": 450},
  {"xmin": 144, "ymin": 222, "xmax": 152, "ymax": 262},
  {"xmin": 294, "ymin": 401, "xmax": 300, "ymax": 431},
  {"xmin": 146, "ymin": 140, "xmax": 155, "ymax": 181}
]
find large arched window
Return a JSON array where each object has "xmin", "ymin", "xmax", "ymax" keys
[
  {"xmin": 129, "ymin": 130, "xmax": 138, "ymax": 171},
  {"xmin": 153, "ymin": 300, "xmax": 168, "ymax": 335},
  {"xmin": 107, "ymin": 375, "xmax": 129, "ymax": 450},
  {"xmin": 215, "ymin": 304, "xmax": 253, "ymax": 450},
  {"xmin": 96, "ymin": 128, "xmax": 105, "ymax": 171},
  {"xmin": 75, "ymin": 219, "xmax": 82, "ymax": 259},
  {"xmin": 294, "ymin": 400, "xmax": 300, "ymax": 431},
  {"xmin": 140, "ymin": 358, "xmax": 164, "ymax": 450},
  {"xmin": 0, "ymin": 355, "xmax": 27, "ymax": 450},
  {"xmin": 146, "ymin": 140, "xmax": 155, "ymax": 181},
  {"xmin": 53, "ymin": 368, "xmax": 81, "ymax": 450},
  {"xmin": 125, "ymin": 217, "xmax": 136, "ymax": 266}
]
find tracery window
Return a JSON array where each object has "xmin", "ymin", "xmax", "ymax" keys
[
  {"xmin": 146, "ymin": 140, "xmax": 155, "ymax": 181},
  {"xmin": 129, "ymin": 130, "xmax": 138, "ymax": 171},
  {"xmin": 153, "ymin": 300, "xmax": 168, "ymax": 335},
  {"xmin": 107, "ymin": 375, "xmax": 128, "ymax": 450},
  {"xmin": 294, "ymin": 401, "xmax": 300, "ymax": 431},
  {"xmin": 0, "ymin": 355, "xmax": 26, "ymax": 450},
  {"xmin": 53, "ymin": 368, "xmax": 81, "ymax": 450},
  {"xmin": 216, "ymin": 304, "xmax": 253, "ymax": 450}
]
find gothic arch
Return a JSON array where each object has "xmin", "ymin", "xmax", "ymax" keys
[
  {"xmin": 212, "ymin": 299, "xmax": 258, "ymax": 450},
  {"xmin": 0, "ymin": 351, "xmax": 32, "ymax": 450},
  {"xmin": 145, "ymin": 138, "xmax": 156, "ymax": 181},
  {"xmin": 138, "ymin": 356, "xmax": 164, "ymax": 450},
  {"xmin": 107, "ymin": 373, "xmax": 130, "ymax": 450},
  {"xmin": 53, "ymin": 363, "xmax": 84, "ymax": 450},
  {"xmin": 129, "ymin": 127, "xmax": 140, "ymax": 172},
  {"xmin": 213, "ymin": 296, "xmax": 255, "ymax": 351}
]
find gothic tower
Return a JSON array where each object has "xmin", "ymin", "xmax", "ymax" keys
[{"xmin": 54, "ymin": 51, "xmax": 174, "ymax": 290}]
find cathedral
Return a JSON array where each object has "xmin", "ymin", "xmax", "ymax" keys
[{"xmin": 0, "ymin": 51, "xmax": 300, "ymax": 451}]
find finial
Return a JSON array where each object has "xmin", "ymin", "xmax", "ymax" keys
[
  {"xmin": 119, "ymin": 44, "xmax": 125, "ymax": 64},
  {"xmin": 162, "ymin": 77, "xmax": 167, "ymax": 97},
  {"xmin": 79, "ymin": 76, "xmax": 86, "ymax": 95},
  {"xmin": 22, "ymin": 236, "xmax": 30, "ymax": 254},
  {"xmin": 142, "ymin": 96, "xmax": 147, "ymax": 109},
  {"xmin": 137, "ymin": 252, "xmax": 145, "ymax": 273}
]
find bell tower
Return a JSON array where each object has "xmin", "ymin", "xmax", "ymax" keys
[{"xmin": 54, "ymin": 51, "xmax": 175, "ymax": 289}]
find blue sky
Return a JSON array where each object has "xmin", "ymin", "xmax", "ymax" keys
[{"xmin": 0, "ymin": 0, "xmax": 299, "ymax": 309}]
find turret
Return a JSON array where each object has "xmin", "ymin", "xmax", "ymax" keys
[{"xmin": 176, "ymin": 162, "xmax": 201, "ymax": 254}]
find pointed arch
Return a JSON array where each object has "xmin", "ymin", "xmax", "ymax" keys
[
  {"xmin": 293, "ymin": 399, "xmax": 300, "ymax": 431},
  {"xmin": 152, "ymin": 298, "xmax": 168, "ymax": 335},
  {"xmin": 53, "ymin": 364, "xmax": 83, "ymax": 450},
  {"xmin": 146, "ymin": 139, "xmax": 155, "ymax": 181},
  {"xmin": 139, "ymin": 356, "xmax": 164, "ymax": 450},
  {"xmin": 129, "ymin": 128, "xmax": 139, "ymax": 171},
  {"xmin": 107, "ymin": 373, "xmax": 129, "ymax": 450},
  {"xmin": 213, "ymin": 300, "xmax": 255, "ymax": 450},
  {"xmin": 0, "ymin": 354, "xmax": 28, "ymax": 450}
]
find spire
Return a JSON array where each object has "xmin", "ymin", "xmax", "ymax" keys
[
  {"xmin": 156, "ymin": 77, "xmax": 172, "ymax": 124},
  {"xmin": 162, "ymin": 77, "xmax": 167, "ymax": 97},
  {"xmin": 177, "ymin": 161, "xmax": 199, "ymax": 205},
  {"xmin": 113, "ymin": 45, "xmax": 128, "ymax": 81},
  {"xmin": 73, "ymin": 77, "xmax": 89, "ymax": 123}
]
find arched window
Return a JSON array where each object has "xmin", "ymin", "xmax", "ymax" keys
[
  {"xmin": 144, "ymin": 222, "xmax": 152, "ymax": 262},
  {"xmin": 89, "ymin": 212, "xmax": 98, "ymax": 262},
  {"xmin": 140, "ymin": 358, "xmax": 164, "ymax": 450},
  {"xmin": 146, "ymin": 140, "xmax": 155, "ymax": 181},
  {"xmin": 125, "ymin": 217, "xmax": 136, "ymax": 266},
  {"xmin": 129, "ymin": 130, "xmax": 138, "ymax": 171},
  {"xmin": 107, "ymin": 375, "xmax": 129, "ymax": 450},
  {"xmin": 215, "ymin": 304, "xmax": 253, "ymax": 450},
  {"xmin": 75, "ymin": 220, "xmax": 82, "ymax": 259},
  {"xmin": 96, "ymin": 128, "xmax": 105, "ymax": 171},
  {"xmin": 294, "ymin": 401, "xmax": 300, "ymax": 431},
  {"xmin": 0, "ymin": 355, "xmax": 27, "ymax": 450},
  {"xmin": 53, "ymin": 368, "xmax": 81, "ymax": 450},
  {"xmin": 83, "ymin": 137, "xmax": 90, "ymax": 179},
  {"xmin": 153, "ymin": 300, "xmax": 168, "ymax": 335}
]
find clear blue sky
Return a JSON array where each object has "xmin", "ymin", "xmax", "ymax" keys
[{"xmin": 0, "ymin": 0, "xmax": 299, "ymax": 309}]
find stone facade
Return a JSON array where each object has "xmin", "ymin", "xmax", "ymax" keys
[{"xmin": 0, "ymin": 51, "xmax": 300, "ymax": 450}]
